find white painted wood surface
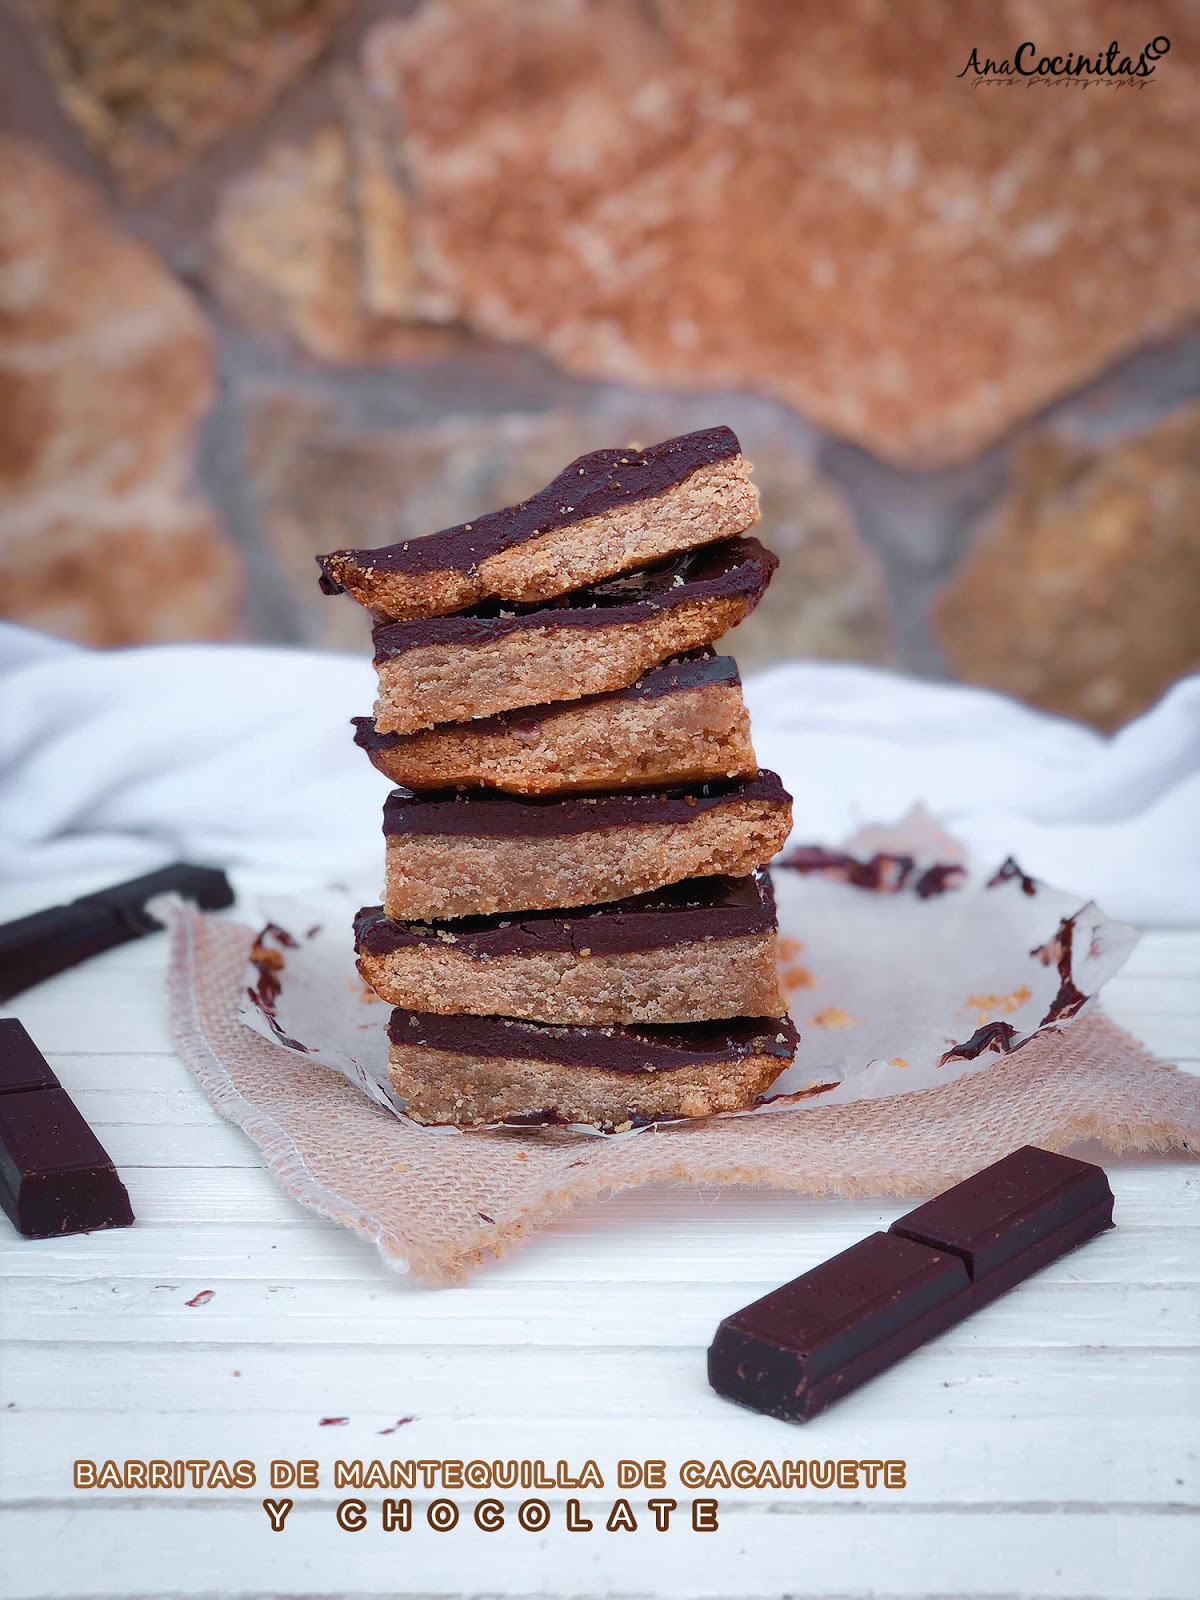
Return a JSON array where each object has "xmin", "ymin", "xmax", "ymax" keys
[{"xmin": 1, "ymin": 874, "xmax": 1197, "ymax": 1600}]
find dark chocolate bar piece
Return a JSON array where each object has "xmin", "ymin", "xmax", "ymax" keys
[
  {"xmin": 0, "ymin": 1022, "xmax": 134, "ymax": 1239},
  {"xmin": 388, "ymin": 1008, "xmax": 799, "ymax": 1075},
  {"xmin": 371, "ymin": 537, "xmax": 777, "ymax": 657},
  {"xmin": 356, "ymin": 871, "xmax": 776, "ymax": 961},
  {"xmin": 0, "ymin": 862, "xmax": 234, "ymax": 1001},
  {"xmin": 708, "ymin": 1146, "xmax": 1114, "ymax": 1422},
  {"xmin": 320, "ymin": 426, "xmax": 742, "ymax": 584},
  {"xmin": 0, "ymin": 1017, "xmax": 60, "ymax": 1094},
  {"xmin": 382, "ymin": 771, "xmax": 788, "ymax": 839},
  {"xmin": 890, "ymin": 1143, "xmax": 1115, "ymax": 1296}
]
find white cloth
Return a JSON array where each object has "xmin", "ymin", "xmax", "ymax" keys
[{"xmin": 0, "ymin": 623, "xmax": 1196, "ymax": 925}]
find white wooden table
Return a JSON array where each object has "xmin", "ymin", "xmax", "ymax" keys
[{"xmin": 1, "ymin": 872, "xmax": 1197, "ymax": 1600}]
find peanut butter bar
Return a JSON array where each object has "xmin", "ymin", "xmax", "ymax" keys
[
  {"xmin": 356, "ymin": 872, "xmax": 782, "ymax": 1024},
  {"xmin": 370, "ymin": 537, "xmax": 776, "ymax": 735},
  {"xmin": 388, "ymin": 1009, "xmax": 799, "ymax": 1129},
  {"xmin": 317, "ymin": 426, "xmax": 758, "ymax": 621},
  {"xmin": 353, "ymin": 651, "xmax": 755, "ymax": 795},
  {"xmin": 382, "ymin": 773, "xmax": 793, "ymax": 919}
]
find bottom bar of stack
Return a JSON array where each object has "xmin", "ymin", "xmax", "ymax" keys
[
  {"xmin": 355, "ymin": 867, "xmax": 797, "ymax": 1130},
  {"xmin": 387, "ymin": 1010, "xmax": 800, "ymax": 1130}
]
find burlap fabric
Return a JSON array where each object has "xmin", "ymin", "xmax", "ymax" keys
[{"xmin": 167, "ymin": 904, "xmax": 1200, "ymax": 1283}]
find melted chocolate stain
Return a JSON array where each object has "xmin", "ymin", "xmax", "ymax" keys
[
  {"xmin": 1033, "ymin": 914, "xmax": 1089, "ymax": 1026},
  {"xmin": 938, "ymin": 1020, "xmax": 1019, "ymax": 1067},
  {"xmin": 988, "ymin": 857, "xmax": 1038, "ymax": 896},
  {"xmin": 781, "ymin": 846, "xmax": 915, "ymax": 893},
  {"xmin": 913, "ymin": 862, "xmax": 967, "ymax": 899}
]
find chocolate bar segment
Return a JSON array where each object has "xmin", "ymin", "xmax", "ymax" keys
[
  {"xmin": 709, "ymin": 1233, "xmax": 969, "ymax": 1422},
  {"xmin": 889, "ymin": 1144, "xmax": 1115, "ymax": 1294},
  {"xmin": 318, "ymin": 426, "xmax": 757, "ymax": 620},
  {"xmin": 352, "ymin": 651, "xmax": 756, "ymax": 795},
  {"xmin": 708, "ymin": 1146, "xmax": 1114, "ymax": 1422},
  {"xmin": 0, "ymin": 1022, "xmax": 135, "ymax": 1239},
  {"xmin": 0, "ymin": 863, "xmax": 234, "ymax": 1001},
  {"xmin": 370, "ymin": 537, "xmax": 776, "ymax": 735},
  {"xmin": 0, "ymin": 1017, "xmax": 60, "ymax": 1094}
]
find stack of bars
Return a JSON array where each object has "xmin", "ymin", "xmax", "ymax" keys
[{"xmin": 318, "ymin": 426, "xmax": 800, "ymax": 1130}]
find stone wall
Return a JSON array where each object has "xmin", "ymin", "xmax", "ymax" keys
[{"xmin": 1, "ymin": 0, "xmax": 1197, "ymax": 727}]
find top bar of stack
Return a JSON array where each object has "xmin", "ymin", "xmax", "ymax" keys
[{"xmin": 318, "ymin": 426, "xmax": 798, "ymax": 1130}]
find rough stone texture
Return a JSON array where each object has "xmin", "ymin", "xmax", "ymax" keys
[
  {"xmin": 362, "ymin": 0, "xmax": 1200, "ymax": 467},
  {"xmin": 0, "ymin": 137, "xmax": 242, "ymax": 646},
  {"xmin": 211, "ymin": 86, "xmax": 466, "ymax": 362},
  {"xmin": 247, "ymin": 392, "xmax": 893, "ymax": 664},
  {"xmin": 932, "ymin": 405, "xmax": 1200, "ymax": 730},
  {"xmin": 15, "ymin": 0, "xmax": 351, "ymax": 196}
]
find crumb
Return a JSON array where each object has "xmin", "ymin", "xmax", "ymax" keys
[
  {"xmin": 810, "ymin": 1006, "xmax": 864, "ymax": 1029},
  {"xmin": 781, "ymin": 963, "xmax": 815, "ymax": 990},
  {"xmin": 965, "ymin": 985, "xmax": 1032, "ymax": 1024}
]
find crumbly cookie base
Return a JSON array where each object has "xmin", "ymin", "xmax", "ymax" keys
[
  {"xmin": 389, "ymin": 1041, "xmax": 786, "ymax": 1128},
  {"xmin": 372, "ymin": 594, "xmax": 752, "ymax": 734},
  {"xmin": 327, "ymin": 454, "xmax": 758, "ymax": 621},
  {"xmin": 383, "ymin": 798, "xmax": 792, "ymax": 918},
  {"xmin": 367, "ymin": 681, "xmax": 756, "ymax": 794},
  {"xmin": 359, "ymin": 931, "xmax": 782, "ymax": 1025}
]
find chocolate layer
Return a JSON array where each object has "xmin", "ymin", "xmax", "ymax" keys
[
  {"xmin": 319, "ymin": 426, "xmax": 741, "ymax": 590},
  {"xmin": 354, "ymin": 650, "xmax": 740, "ymax": 751},
  {"xmin": 371, "ymin": 537, "xmax": 776, "ymax": 658},
  {"xmin": 388, "ymin": 1008, "xmax": 799, "ymax": 1074},
  {"xmin": 381, "ymin": 771, "xmax": 788, "ymax": 839},
  {"xmin": 356, "ymin": 871, "xmax": 775, "ymax": 960}
]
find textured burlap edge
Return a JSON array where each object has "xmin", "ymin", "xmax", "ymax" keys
[{"xmin": 166, "ymin": 905, "xmax": 1200, "ymax": 1284}]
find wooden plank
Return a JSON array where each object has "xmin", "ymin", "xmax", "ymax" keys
[
  {"xmin": 1095, "ymin": 1005, "xmax": 1198, "ymax": 1060},
  {"xmin": 0, "ymin": 1163, "xmax": 1193, "ymax": 1237},
  {"xmin": 0, "ymin": 1002, "xmax": 175, "ymax": 1055},
  {"xmin": 3, "ymin": 1221, "xmax": 1196, "ymax": 1286},
  {"xmin": 0, "ymin": 1276, "xmax": 1194, "ymax": 1349},
  {"xmin": 0, "ymin": 1505, "xmax": 1194, "ymax": 1599},
  {"xmin": 1101, "ymin": 976, "xmax": 1200, "ymax": 1011},
  {"xmin": 1118, "ymin": 932, "xmax": 1200, "ymax": 979},
  {"xmin": 5, "ymin": 1343, "xmax": 1195, "ymax": 1424}
]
